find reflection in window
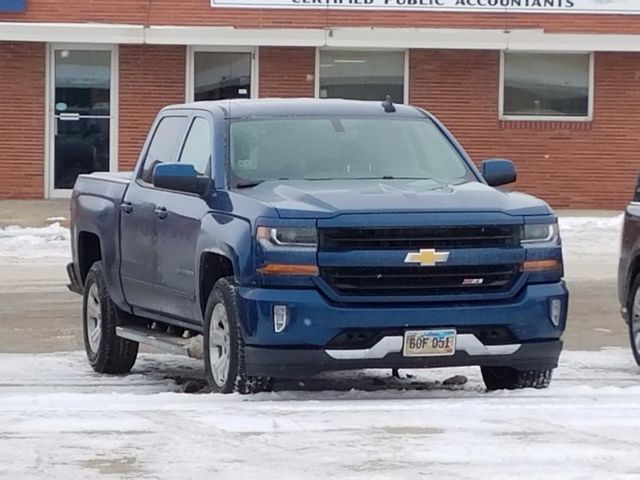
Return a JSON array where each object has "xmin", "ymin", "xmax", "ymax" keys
[
  {"xmin": 179, "ymin": 118, "xmax": 212, "ymax": 175},
  {"xmin": 194, "ymin": 52, "xmax": 251, "ymax": 101},
  {"xmin": 54, "ymin": 118, "xmax": 110, "ymax": 189},
  {"xmin": 319, "ymin": 50, "xmax": 405, "ymax": 102},
  {"xmin": 54, "ymin": 50, "xmax": 111, "ymax": 116},
  {"xmin": 503, "ymin": 53, "xmax": 591, "ymax": 118},
  {"xmin": 141, "ymin": 116, "xmax": 188, "ymax": 183}
]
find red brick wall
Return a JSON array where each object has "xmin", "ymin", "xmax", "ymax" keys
[
  {"xmin": 0, "ymin": 42, "xmax": 45, "ymax": 199},
  {"xmin": 2, "ymin": 0, "xmax": 640, "ymax": 34},
  {"xmin": 118, "ymin": 45, "xmax": 186, "ymax": 170},
  {"xmin": 1, "ymin": 41, "xmax": 638, "ymax": 207},
  {"xmin": 259, "ymin": 47, "xmax": 315, "ymax": 98},
  {"xmin": 410, "ymin": 50, "xmax": 640, "ymax": 209}
]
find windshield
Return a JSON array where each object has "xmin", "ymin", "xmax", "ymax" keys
[{"xmin": 229, "ymin": 116, "xmax": 476, "ymax": 186}]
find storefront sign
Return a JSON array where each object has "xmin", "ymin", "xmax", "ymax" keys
[
  {"xmin": 0, "ymin": 0, "xmax": 27, "ymax": 12},
  {"xmin": 211, "ymin": 0, "xmax": 640, "ymax": 14}
]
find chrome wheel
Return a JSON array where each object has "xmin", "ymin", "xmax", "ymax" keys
[
  {"xmin": 208, "ymin": 303, "xmax": 231, "ymax": 387},
  {"xmin": 85, "ymin": 283, "xmax": 102, "ymax": 353},
  {"xmin": 632, "ymin": 288, "xmax": 640, "ymax": 354}
]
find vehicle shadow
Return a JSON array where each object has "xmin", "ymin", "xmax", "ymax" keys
[{"xmin": 134, "ymin": 355, "xmax": 480, "ymax": 395}]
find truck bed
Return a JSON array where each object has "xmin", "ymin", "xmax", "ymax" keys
[{"xmin": 70, "ymin": 171, "xmax": 134, "ymax": 310}]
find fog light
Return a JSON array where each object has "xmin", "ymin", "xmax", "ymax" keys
[
  {"xmin": 273, "ymin": 305, "xmax": 289, "ymax": 333},
  {"xmin": 550, "ymin": 298, "xmax": 562, "ymax": 327}
]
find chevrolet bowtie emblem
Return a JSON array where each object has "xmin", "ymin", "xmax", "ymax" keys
[{"xmin": 404, "ymin": 249, "xmax": 450, "ymax": 267}]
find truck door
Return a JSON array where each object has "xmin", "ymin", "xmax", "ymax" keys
[
  {"xmin": 153, "ymin": 115, "xmax": 213, "ymax": 322},
  {"xmin": 119, "ymin": 115, "xmax": 188, "ymax": 310}
]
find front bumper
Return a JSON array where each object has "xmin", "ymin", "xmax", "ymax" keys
[
  {"xmin": 237, "ymin": 281, "xmax": 568, "ymax": 377},
  {"xmin": 237, "ymin": 281, "xmax": 568, "ymax": 346},
  {"xmin": 245, "ymin": 339, "xmax": 563, "ymax": 378}
]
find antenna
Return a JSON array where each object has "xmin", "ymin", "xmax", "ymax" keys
[{"xmin": 381, "ymin": 94, "xmax": 396, "ymax": 113}]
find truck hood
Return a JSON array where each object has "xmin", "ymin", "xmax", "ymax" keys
[{"xmin": 235, "ymin": 179, "xmax": 552, "ymax": 218}]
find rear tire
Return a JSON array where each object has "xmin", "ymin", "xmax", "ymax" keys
[
  {"xmin": 481, "ymin": 366, "xmax": 553, "ymax": 391},
  {"xmin": 203, "ymin": 277, "xmax": 273, "ymax": 394},
  {"xmin": 83, "ymin": 261, "xmax": 138, "ymax": 374},
  {"xmin": 626, "ymin": 277, "xmax": 640, "ymax": 367}
]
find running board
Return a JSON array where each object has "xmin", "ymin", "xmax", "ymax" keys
[{"xmin": 115, "ymin": 326, "xmax": 204, "ymax": 360}]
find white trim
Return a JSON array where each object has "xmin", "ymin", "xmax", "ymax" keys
[
  {"xmin": 6, "ymin": 23, "xmax": 640, "ymax": 52},
  {"xmin": 315, "ymin": 48, "xmax": 409, "ymax": 103},
  {"xmin": 499, "ymin": 51, "xmax": 594, "ymax": 122},
  {"xmin": 403, "ymin": 49, "xmax": 410, "ymax": 104},
  {"xmin": 44, "ymin": 43, "xmax": 52, "ymax": 199},
  {"xmin": 47, "ymin": 44, "xmax": 118, "ymax": 198},
  {"xmin": 186, "ymin": 46, "xmax": 258, "ymax": 102},
  {"xmin": 146, "ymin": 26, "xmax": 325, "ymax": 47},
  {"xmin": 0, "ymin": 23, "xmax": 143, "ymax": 44},
  {"xmin": 313, "ymin": 48, "xmax": 320, "ymax": 99}
]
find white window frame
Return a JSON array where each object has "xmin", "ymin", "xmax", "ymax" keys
[
  {"xmin": 314, "ymin": 48, "xmax": 410, "ymax": 104},
  {"xmin": 45, "ymin": 43, "xmax": 119, "ymax": 199},
  {"xmin": 185, "ymin": 46, "xmax": 259, "ymax": 102},
  {"xmin": 499, "ymin": 50, "xmax": 595, "ymax": 122}
]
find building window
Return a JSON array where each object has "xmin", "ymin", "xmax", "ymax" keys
[
  {"xmin": 318, "ymin": 50, "xmax": 405, "ymax": 103},
  {"xmin": 193, "ymin": 51, "xmax": 252, "ymax": 101},
  {"xmin": 502, "ymin": 52, "xmax": 592, "ymax": 119}
]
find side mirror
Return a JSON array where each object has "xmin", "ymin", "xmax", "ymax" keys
[
  {"xmin": 482, "ymin": 159, "xmax": 517, "ymax": 187},
  {"xmin": 152, "ymin": 163, "xmax": 210, "ymax": 195}
]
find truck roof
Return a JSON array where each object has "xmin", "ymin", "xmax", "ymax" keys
[{"xmin": 165, "ymin": 98, "xmax": 428, "ymax": 119}]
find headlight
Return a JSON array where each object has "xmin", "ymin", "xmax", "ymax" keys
[
  {"xmin": 257, "ymin": 226, "xmax": 317, "ymax": 248},
  {"xmin": 521, "ymin": 223, "xmax": 559, "ymax": 246}
]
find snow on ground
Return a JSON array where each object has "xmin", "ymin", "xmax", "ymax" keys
[
  {"xmin": 0, "ymin": 349, "xmax": 638, "ymax": 479},
  {"xmin": 0, "ymin": 222, "xmax": 70, "ymax": 264}
]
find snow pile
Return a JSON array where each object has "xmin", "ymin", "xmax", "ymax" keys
[
  {"xmin": 559, "ymin": 214, "xmax": 623, "ymax": 279},
  {"xmin": 0, "ymin": 214, "xmax": 625, "ymax": 270},
  {"xmin": 0, "ymin": 222, "xmax": 71, "ymax": 263},
  {"xmin": 559, "ymin": 214, "xmax": 623, "ymax": 253}
]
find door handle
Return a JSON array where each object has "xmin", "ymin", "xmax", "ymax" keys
[
  {"xmin": 154, "ymin": 206, "xmax": 168, "ymax": 220},
  {"xmin": 120, "ymin": 202, "xmax": 133, "ymax": 214}
]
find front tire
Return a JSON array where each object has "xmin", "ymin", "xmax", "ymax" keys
[
  {"xmin": 203, "ymin": 277, "xmax": 273, "ymax": 394},
  {"xmin": 83, "ymin": 261, "xmax": 139, "ymax": 374},
  {"xmin": 626, "ymin": 277, "xmax": 640, "ymax": 366},
  {"xmin": 481, "ymin": 366, "xmax": 553, "ymax": 391}
]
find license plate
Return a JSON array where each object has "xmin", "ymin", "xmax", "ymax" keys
[{"xmin": 403, "ymin": 329, "xmax": 457, "ymax": 357}]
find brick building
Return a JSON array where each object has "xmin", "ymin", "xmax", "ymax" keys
[{"xmin": 1, "ymin": 0, "xmax": 640, "ymax": 207}]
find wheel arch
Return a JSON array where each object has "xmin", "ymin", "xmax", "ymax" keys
[
  {"xmin": 77, "ymin": 231, "xmax": 103, "ymax": 284},
  {"xmin": 199, "ymin": 250, "xmax": 235, "ymax": 319}
]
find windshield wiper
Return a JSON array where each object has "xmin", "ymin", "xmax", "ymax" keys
[{"xmin": 235, "ymin": 180, "xmax": 264, "ymax": 189}]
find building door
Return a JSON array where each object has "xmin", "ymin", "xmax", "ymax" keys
[{"xmin": 49, "ymin": 46, "xmax": 117, "ymax": 197}]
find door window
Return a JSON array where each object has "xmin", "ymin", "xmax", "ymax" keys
[
  {"xmin": 53, "ymin": 49, "xmax": 112, "ymax": 190},
  {"xmin": 178, "ymin": 118, "xmax": 212, "ymax": 175},
  {"xmin": 140, "ymin": 116, "xmax": 188, "ymax": 183}
]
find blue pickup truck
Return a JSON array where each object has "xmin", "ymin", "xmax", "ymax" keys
[{"xmin": 68, "ymin": 98, "xmax": 567, "ymax": 393}]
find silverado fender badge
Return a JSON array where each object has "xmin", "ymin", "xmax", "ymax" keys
[{"xmin": 404, "ymin": 249, "xmax": 450, "ymax": 267}]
